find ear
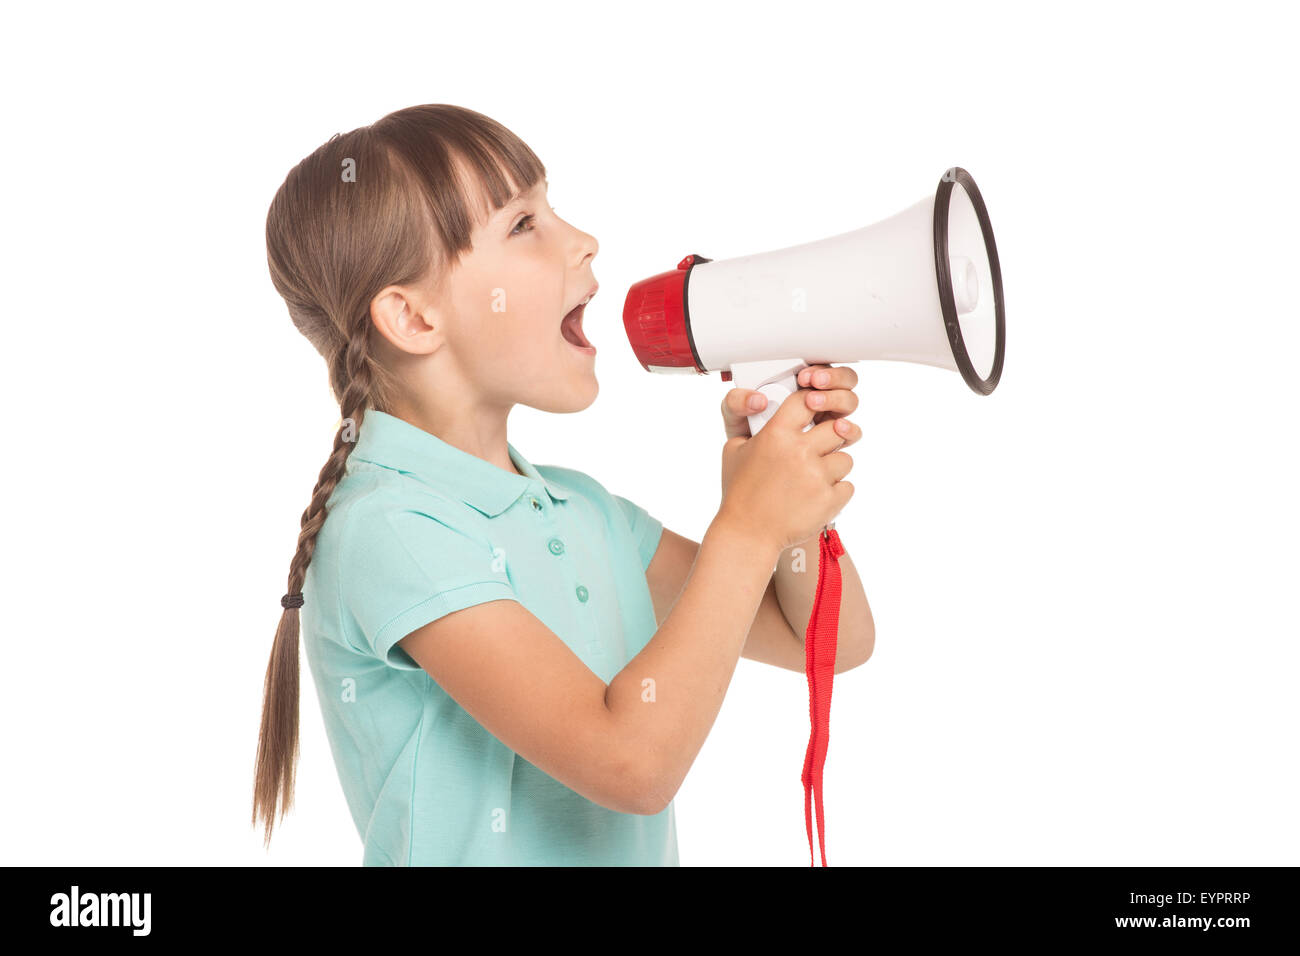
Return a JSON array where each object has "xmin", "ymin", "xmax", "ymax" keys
[{"xmin": 369, "ymin": 285, "xmax": 443, "ymax": 356}]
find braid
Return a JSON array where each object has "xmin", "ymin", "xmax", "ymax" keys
[
  {"xmin": 251, "ymin": 319, "xmax": 379, "ymax": 846},
  {"xmin": 286, "ymin": 331, "xmax": 378, "ymax": 595}
]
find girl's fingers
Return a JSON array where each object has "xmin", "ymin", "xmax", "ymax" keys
[
  {"xmin": 810, "ymin": 416, "xmax": 861, "ymax": 455},
  {"xmin": 804, "ymin": 386, "xmax": 858, "ymax": 417},
  {"xmin": 832, "ymin": 417, "xmax": 862, "ymax": 446},
  {"xmin": 723, "ymin": 368, "xmax": 860, "ymax": 439},
  {"xmin": 797, "ymin": 363, "xmax": 859, "ymax": 390}
]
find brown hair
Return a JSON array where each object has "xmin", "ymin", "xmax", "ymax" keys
[{"xmin": 252, "ymin": 104, "xmax": 546, "ymax": 846}]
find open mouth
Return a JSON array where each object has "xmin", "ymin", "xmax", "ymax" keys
[{"xmin": 561, "ymin": 301, "xmax": 596, "ymax": 354}]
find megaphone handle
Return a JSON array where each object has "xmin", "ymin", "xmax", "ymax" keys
[
  {"xmin": 746, "ymin": 378, "xmax": 797, "ymax": 435},
  {"xmin": 728, "ymin": 358, "xmax": 812, "ymax": 436}
]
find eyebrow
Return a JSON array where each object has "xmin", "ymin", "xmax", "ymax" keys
[{"xmin": 500, "ymin": 179, "xmax": 548, "ymax": 215}]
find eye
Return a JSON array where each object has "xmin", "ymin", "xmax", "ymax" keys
[{"xmin": 510, "ymin": 213, "xmax": 536, "ymax": 236}]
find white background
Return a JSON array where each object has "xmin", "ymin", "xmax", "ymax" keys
[{"xmin": 2, "ymin": 0, "xmax": 1296, "ymax": 866}]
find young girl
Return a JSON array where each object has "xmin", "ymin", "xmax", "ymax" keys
[{"xmin": 252, "ymin": 103, "xmax": 873, "ymax": 866}]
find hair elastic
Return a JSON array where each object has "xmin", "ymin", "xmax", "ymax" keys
[{"xmin": 281, "ymin": 592, "xmax": 304, "ymax": 609}]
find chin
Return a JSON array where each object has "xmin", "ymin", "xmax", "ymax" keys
[
  {"xmin": 566, "ymin": 375, "xmax": 600, "ymax": 412},
  {"xmin": 532, "ymin": 373, "xmax": 599, "ymax": 414}
]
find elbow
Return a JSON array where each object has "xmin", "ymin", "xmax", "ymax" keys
[
  {"xmin": 605, "ymin": 707, "xmax": 678, "ymax": 815},
  {"xmin": 599, "ymin": 712, "xmax": 673, "ymax": 815},
  {"xmin": 624, "ymin": 760, "xmax": 677, "ymax": 816},
  {"xmin": 835, "ymin": 623, "xmax": 875, "ymax": 674}
]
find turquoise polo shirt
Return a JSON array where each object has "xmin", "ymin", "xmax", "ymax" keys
[{"xmin": 300, "ymin": 410, "xmax": 677, "ymax": 865}]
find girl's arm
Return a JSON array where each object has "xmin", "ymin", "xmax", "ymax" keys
[
  {"xmin": 646, "ymin": 526, "xmax": 874, "ymax": 673},
  {"xmin": 397, "ymin": 510, "xmax": 780, "ymax": 818},
  {"xmin": 603, "ymin": 368, "xmax": 863, "ymax": 811},
  {"xmin": 602, "ymin": 512, "xmax": 783, "ymax": 814},
  {"xmin": 772, "ymin": 529, "xmax": 875, "ymax": 670},
  {"xmin": 398, "ymin": 598, "xmax": 664, "ymax": 816}
]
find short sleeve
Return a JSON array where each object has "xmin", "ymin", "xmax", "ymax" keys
[
  {"xmin": 337, "ymin": 498, "xmax": 518, "ymax": 670},
  {"xmin": 613, "ymin": 493, "xmax": 665, "ymax": 572}
]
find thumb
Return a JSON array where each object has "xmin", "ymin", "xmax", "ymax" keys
[
  {"xmin": 721, "ymin": 388, "xmax": 767, "ymax": 440},
  {"xmin": 763, "ymin": 383, "xmax": 819, "ymax": 433}
]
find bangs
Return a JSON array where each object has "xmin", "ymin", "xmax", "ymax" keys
[
  {"xmin": 372, "ymin": 103, "xmax": 547, "ymax": 265},
  {"xmin": 450, "ymin": 145, "xmax": 546, "ymax": 232}
]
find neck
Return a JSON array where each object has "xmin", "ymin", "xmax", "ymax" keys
[
  {"xmin": 384, "ymin": 393, "xmax": 521, "ymax": 478},
  {"xmin": 374, "ymin": 333, "xmax": 526, "ymax": 478}
]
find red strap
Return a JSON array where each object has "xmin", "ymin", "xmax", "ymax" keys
[{"xmin": 802, "ymin": 527, "xmax": 846, "ymax": 866}]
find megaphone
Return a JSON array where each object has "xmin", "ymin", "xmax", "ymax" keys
[
  {"xmin": 622, "ymin": 167, "xmax": 1004, "ymax": 866},
  {"xmin": 623, "ymin": 167, "xmax": 1005, "ymax": 435}
]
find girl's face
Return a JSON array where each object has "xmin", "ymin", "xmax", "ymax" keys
[{"xmin": 429, "ymin": 176, "xmax": 602, "ymax": 415}]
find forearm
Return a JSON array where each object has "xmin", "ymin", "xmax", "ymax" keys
[
  {"xmin": 605, "ymin": 514, "xmax": 780, "ymax": 812},
  {"xmin": 773, "ymin": 530, "xmax": 875, "ymax": 670}
]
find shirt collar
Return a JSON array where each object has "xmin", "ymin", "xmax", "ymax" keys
[{"xmin": 348, "ymin": 410, "xmax": 568, "ymax": 517}]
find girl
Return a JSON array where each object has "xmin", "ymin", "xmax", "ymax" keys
[{"xmin": 252, "ymin": 104, "xmax": 873, "ymax": 866}]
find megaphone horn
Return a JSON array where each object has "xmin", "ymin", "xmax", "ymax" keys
[{"xmin": 623, "ymin": 167, "xmax": 1006, "ymax": 435}]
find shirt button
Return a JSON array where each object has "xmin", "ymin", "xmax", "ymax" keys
[
  {"xmin": 530, "ymin": 497, "xmax": 542, "ymax": 511},
  {"xmin": 548, "ymin": 538, "xmax": 565, "ymax": 555},
  {"xmin": 575, "ymin": 585, "xmax": 589, "ymax": 603}
]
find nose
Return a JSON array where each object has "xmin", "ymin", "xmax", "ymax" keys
[{"xmin": 570, "ymin": 222, "xmax": 598, "ymax": 269}]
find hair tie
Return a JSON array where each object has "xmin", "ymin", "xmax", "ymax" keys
[{"xmin": 281, "ymin": 592, "xmax": 304, "ymax": 609}]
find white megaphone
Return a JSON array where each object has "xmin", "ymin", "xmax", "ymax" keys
[{"xmin": 623, "ymin": 167, "xmax": 1005, "ymax": 435}]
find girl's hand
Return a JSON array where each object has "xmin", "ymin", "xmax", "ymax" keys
[
  {"xmin": 717, "ymin": 365, "xmax": 860, "ymax": 552},
  {"xmin": 719, "ymin": 364, "xmax": 862, "ymax": 546},
  {"xmin": 720, "ymin": 363, "xmax": 862, "ymax": 441}
]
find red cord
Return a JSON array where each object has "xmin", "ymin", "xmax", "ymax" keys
[{"xmin": 802, "ymin": 527, "xmax": 845, "ymax": 866}]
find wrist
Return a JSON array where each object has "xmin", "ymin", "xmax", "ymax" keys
[{"xmin": 707, "ymin": 508, "xmax": 782, "ymax": 567}]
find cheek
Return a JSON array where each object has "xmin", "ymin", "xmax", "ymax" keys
[
  {"xmin": 510, "ymin": 273, "xmax": 565, "ymax": 334},
  {"xmin": 457, "ymin": 255, "xmax": 564, "ymax": 340},
  {"xmin": 450, "ymin": 274, "xmax": 503, "ymax": 323},
  {"xmin": 457, "ymin": 281, "xmax": 533, "ymax": 334}
]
